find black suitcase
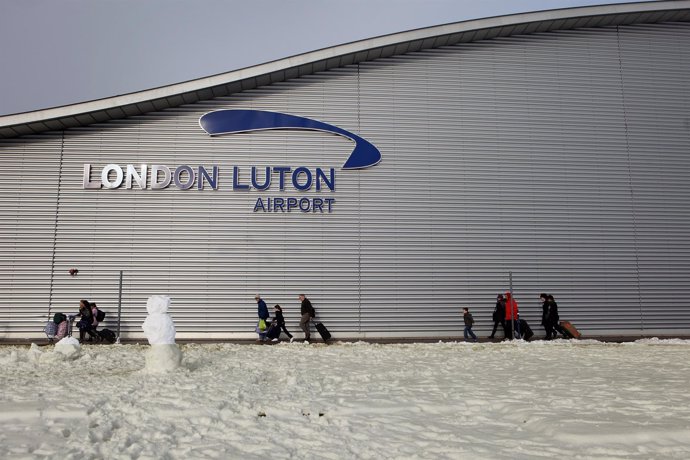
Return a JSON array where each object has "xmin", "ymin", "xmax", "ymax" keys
[
  {"xmin": 314, "ymin": 322, "xmax": 331, "ymax": 342},
  {"xmin": 519, "ymin": 319, "xmax": 534, "ymax": 341}
]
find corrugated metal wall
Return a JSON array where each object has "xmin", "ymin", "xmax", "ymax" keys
[
  {"xmin": 0, "ymin": 135, "xmax": 63, "ymax": 336},
  {"xmin": 1, "ymin": 22, "xmax": 689, "ymax": 339},
  {"xmin": 620, "ymin": 24, "xmax": 690, "ymax": 331}
]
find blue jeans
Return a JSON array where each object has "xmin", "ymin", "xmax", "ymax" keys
[{"xmin": 464, "ymin": 326, "xmax": 477, "ymax": 341}]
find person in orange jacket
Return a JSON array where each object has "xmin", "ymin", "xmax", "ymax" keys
[{"xmin": 503, "ymin": 291, "xmax": 519, "ymax": 340}]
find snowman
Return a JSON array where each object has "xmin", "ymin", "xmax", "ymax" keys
[{"xmin": 142, "ymin": 295, "xmax": 182, "ymax": 372}]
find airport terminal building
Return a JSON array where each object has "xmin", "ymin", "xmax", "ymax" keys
[{"xmin": 2, "ymin": 1, "xmax": 689, "ymax": 340}]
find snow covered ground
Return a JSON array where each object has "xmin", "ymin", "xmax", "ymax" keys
[{"xmin": 1, "ymin": 339, "xmax": 689, "ymax": 459}]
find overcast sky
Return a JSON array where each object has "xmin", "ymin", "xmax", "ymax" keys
[{"xmin": 0, "ymin": 0, "xmax": 641, "ymax": 116}]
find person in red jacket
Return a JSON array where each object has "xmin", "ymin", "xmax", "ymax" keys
[{"xmin": 503, "ymin": 291, "xmax": 519, "ymax": 340}]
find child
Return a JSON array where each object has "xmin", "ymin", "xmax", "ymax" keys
[
  {"xmin": 463, "ymin": 307, "xmax": 478, "ymax": 342},
  {"xmin": 269, "ymin": 305, "xmax": 294, "ymax": 343}
]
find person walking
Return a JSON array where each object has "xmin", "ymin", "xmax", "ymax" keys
[
  {"xmin": 503, "ymin": 291, "xmax": 519, "ymax": 340},
  {"xmin": 547, "ymin": 294, "xmax": 567, "ymax": 339},
  {"xmin": 463, "ymin": 307, "xmax": 478, "ymax": 342},
  {"xmin": 299, "ymin": 294, "xmax": 314, "ymax": 342},
  {"xmin": 489, "ymin": 294, "xmax": 505, "ymax": 339},
  {"xmin": 540, "ymin": 293, "xmax": 552, "ymax": 340},
  {"xmin": 255, "ymin": 294, "xmax": 270, "ymax": 342},
  {"xmin": 273, "ymin": 304, "xmax": 294, "ymax": 343}
]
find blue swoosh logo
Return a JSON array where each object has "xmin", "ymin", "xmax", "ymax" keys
[{"xmin": 199, "ymin": 110, "xmax": 381, "ymax": 170}]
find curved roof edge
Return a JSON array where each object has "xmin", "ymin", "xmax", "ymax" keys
[{"xmin": 2, "ymin": 0, "xmax": 690, "ymax": 139}]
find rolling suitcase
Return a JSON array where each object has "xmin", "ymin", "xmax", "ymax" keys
[
  {"xmin": 314, "ymin": 322, "xmax": 331, "ymax": 342},
  {"xmin": 266, "ymin": 322, "xmax": 281, "ymax": 341},
  {"xmin": 519, "ymin": 319, "xmax": 534, "ymax": 341},
  {"xmin": 559, "ymin": 320, "xmax": 581, "ymax": 339}
]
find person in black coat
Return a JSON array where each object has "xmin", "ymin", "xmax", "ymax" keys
[
  {"xmin": 76, "ymin": 299, "xmax": 98, "ymax": 343},
  {"xmin": 540, "ymin": 293, "xmax": 552, "ymax": 340},
  {"xmin": 489, "ymin": 294, "xmax": 505, "ymax": 339},
  {"xmin": 271, "ymin": 304, "xmax": 294, "ymax": 342},
  {"xmin": 299, "ymin": 294, "xmax": 314, "ymax": 342},
  {"xmin": 547, "ymin": 294, "xmax": 567, "ymax": 339}
]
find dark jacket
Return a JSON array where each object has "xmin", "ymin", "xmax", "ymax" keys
[
  {"xmin": 275, "ymin": 310, "xmax": 286, "ymax": 326},
  {"xmin": 541, "ymin": 301, "xmax": 549, "ymax": 325},
  {"xmin": 257, "ymin": 299, "xmax": 269, "ymax": 320},
  {"xmin": 493, "ymin": 300, "xmax": 505, "ymax": 322},
  {"xmin": 76, "ymin": 305, "xmax": 94, "ymax": 331},
  {"xmin": 548, "ymin": 300, "xmax": 559, "ymax": 323},
  {"xmin": 300, "ymin": 298, "xmax": 314, "ymax": 317},
  {"xmin": 79, "ymin": 304, "xmax": 92, "ymax": 319},
  {"xmin": 463, "ymin": 312, "xmax": 474, "ymax": 327}
]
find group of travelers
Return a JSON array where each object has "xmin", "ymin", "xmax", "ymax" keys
[
  {"xmin": 44, "ymin": 298, "xmax": 107, "ymax": 344},
  {"xmin": 540, "ymin": 293, "xmax": 567, "ymax": 340},
  {"xmin": 254, "ymin": 294, "xmax": 316, "ymax": 342},
  {"xmin": 48, "ymin": 292, "xmax": 569, "ymax": 344},
  {"xmin": 481, "ymin": 292, "xmax": 567, "ymax": 341},
  {"xmin": 255, "ymin": 293, "xmax": 316, "ymax": 343},
  {"xmin": 255, "ymin": 291, "xmax": 567, "ymax": 344},
  {"xmin": 488, "ymin": 292, "xmax": 522, "ymax": 340},
  {"xmin": 462, "ymin": 292, "xmax": 522, "ymax": 342},
  {"xmin": 76, "ymin": 299, "xmax": 104, "ymax": 343}
]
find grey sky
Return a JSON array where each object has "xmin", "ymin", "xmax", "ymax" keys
[{"xmin": 0, "ymin": 0, "xmax": 641, "ymax": 116}]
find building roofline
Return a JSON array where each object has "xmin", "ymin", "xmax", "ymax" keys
[{"xmin": 2, "ymin": 0, "xmax": 690, "ymax": 138}]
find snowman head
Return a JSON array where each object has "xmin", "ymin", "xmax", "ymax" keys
[{"xmin": 146, "ymin": 295, "xmax": 171, "ymax": 314}]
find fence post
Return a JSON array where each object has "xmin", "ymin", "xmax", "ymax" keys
[
  {"xmin": 116, "ymin": 270, "xmax": 123, "ymax": 344},
  {"xmin": 509, "ymin": 271, "xmax": 514, "ymax": 339}
]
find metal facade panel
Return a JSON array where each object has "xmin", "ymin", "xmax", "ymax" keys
[
  {"xmin": 0, "ymin": 135, "xmax": 62, "ymax": 333},
  {"xmin": 356, "ymin": 28, "xmax": 641, "ymax": 334},
  {"xmin": 618, "ymin": 23, "xmax": 690, "ymax": 330},
  {"xmin": 1, "ymin": 23, "xmax": 689, "ymax": 339}
]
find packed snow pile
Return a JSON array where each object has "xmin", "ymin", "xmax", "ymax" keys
[
  {"xmin": 54, "ymin": 336, "xmax": 81, "ymax": 359},
  {"xmin": 141, "ymin": 295, "xmax": 181, "ymax": 373},
  {"xmin": 1, "ymin": 340, "xmax": 689, "ymax": 459},
  {"xmin": 144, "ymin": 342, "xmax": 183, "ymax": 374},
  {"xmin": 22, "ymin": 339, "xmax": 82, "ymax": 366}
]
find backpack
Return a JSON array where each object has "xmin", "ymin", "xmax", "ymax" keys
[
  {"xmin": 95, "ymin": 309, "xmax": 106, "ymax": 322},
  {"xmin": 309, "ymin": 305, "xmax": 316, "ymax": 317},
  {"xmin": 53, "ymin": 312, "xmax": 67, "ymax": 324},
  {"xmin": 99, "ymin": 328, "xmax": 116, "ymax": 344}
]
